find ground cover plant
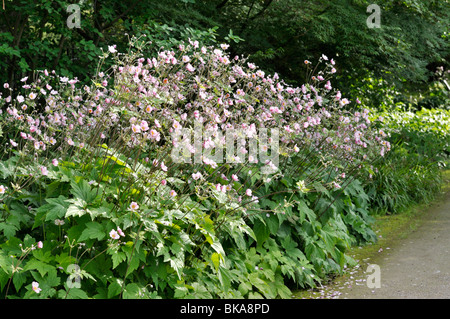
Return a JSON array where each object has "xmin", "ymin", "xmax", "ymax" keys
[{"xmin": 0, "ymin": 36, "xmax": 418, "ymax": 299}]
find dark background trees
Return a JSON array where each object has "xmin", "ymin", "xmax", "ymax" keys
[{"xmin": 1, "ymin": 0, "xmax": 449, "ymax": 108}]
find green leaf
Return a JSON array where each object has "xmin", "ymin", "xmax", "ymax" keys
[
  {"xmin": 218, "ymin": 266, "xmax": 232, "ymax": 291},
  {"xmin": 60, "ymin": 287, "xmax": 89, "ymax": 299},
  {"xmin": 297, "ymin": 200, "xmax": 316, "ymax": 222},
  {"xmin": 107, "ymin": 279, "xmax": 123, "ymax": 298},
  {"xmin": 78, "ymin": 222, "xmax": 105, "ymax": 241},
  {"xmin": 313, "ymin": 182, "xmax": 330, "ymax": 197},
  {"xmin": 65, "ymin": 198, "xmax": 88, "ymax": 218},
  {"xmin": 123, "ymin": 283, "xmax": 146, "ymax": 299},
  {"xmin": 0, "ymin": 223, "xmax": 18, "ymax": 239},
  {"xmin": 0, "ymin": 250, "xmax": 12, "ymax": 275},
  {"xmin": 248, "ymin": 273, "xmax": 271, "ymax": 298},
  {"xmin": 211, "ymin": 252, "xmax": 221, "ymax": 270},
  {"xmin": 253, "ymin": 219, "xmax": 270, "ymax": 247},
  {"xmin": 13, "ymin": 271, "xmax": 27, "ymax": 292},
  {"xmin": 23, "ymin": 259, "xmax": 54, "ymax": 277},
  {"xmin": 54, "ymin": 253, "xmax": 77, "ymax": 270},
  {"xmin": 111, "ymin": 251, "xmax": 126, "ymax": 269},
  {"xmin": 70, "ymin": 179, "xmax": 97, "ymax": 204},
  {"xmin": 168, "ymin": 256, "xmax": 184, "ymax": 280},
  {"xmin": 37, "ymin": 196, "xmax": 69, "ymax": 223}
]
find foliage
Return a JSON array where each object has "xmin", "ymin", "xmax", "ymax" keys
[
  {"xmin": 0, "ymin": 37, "xmax": 391, "ymax": 298},
  {"xmin": 365, "ymin": 108, "xmax": 449, "ymax": 214}
]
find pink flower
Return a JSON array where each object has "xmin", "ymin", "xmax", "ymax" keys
[
  {"xmin": 149, "ymin": 129, "xmax": 160, "ymax": 141},
  {"xmin": 129, "ymin": 202, "xmax": 139, "ymax": 211},
  {"xmin": 339, "ymin": 98, "xmax": 350, "ymax": 106},
  {"xmin": 160, "ymin": 162, "xmax": 168, "ymax": 172},
  {"xmin": 245, "ymin": 189, "xmax": 252, "ymax": 196},
  {"xmin": 161, "ymin": 179, "xmax": 167, "ymax": 185},
  {"xmin": 192, "ymin": 172, "xmax": 202, "ymax": 180},
  {"xmin": 117, "ymin": 227, "xmax": 125, "ymax": 237},
  {"xmin": 132, "ymin": 124, "xmax": 141, "ymax": 133},
  {"xmin": 231, "ymin": 174, "xmax": 239, "ymax": 182},
  {"xmin": 32, "ymin": 281, "xmax": 41, "ymax": 294},
  {"xmin": 109, "ymin": 229, "xmax": 120, "ymax": 240},
  {"xmin": 169, "ymin": 189, "xmax": 177, "ymax": 197},
  {"xmin": 0, "ymin": 185, "xmax": 6, "ymax": 194},
  {"xmin": 186, "ymin": 63, "xmax": 195, "ymax": 72},
  {"xmin": 52, "ymin": 159, "xmax": 59, "ymax": 166},
  {"xmin": 335, "ymin": 91, "xmax": 342, "ymax": 101},
  {"xmin": 332, "ymin": 182, "xmax": 341, "ymax": 189},
  {"xmin": 140, "ymin": 120, "xmax": 149, "ymax": 132},
  {"xmin": 37, "ymin": 241, "xmax": 43, "ymax": 249},
  {"xmin": 172, "ymin": 120, "xmax": 181, "ymax": 130},
  {"xmin": 40, "ymin": 166, "xmax": 48, "ymax": 176}
]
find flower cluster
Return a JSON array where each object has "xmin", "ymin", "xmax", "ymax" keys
[{"xmin": 0, "ymin": 37, "xmax": 390, "ymax": 219}]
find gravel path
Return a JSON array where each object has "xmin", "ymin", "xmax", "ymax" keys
[{"xmin": 308, "ymin": 190, "xmax": 450, "ymax": 299}]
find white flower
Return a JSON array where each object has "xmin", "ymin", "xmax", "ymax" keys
[
  {"xmin": 0, "ymin": 185, "xmax": 7, "ymax": 194},
  {"xmin": 109, "ymin": 229, "xmax": 120, "ymax": 240},
  {"xmin": 32, "ymin": 281, "xmax": 41, "ymax": 293},
  {"xmin": 129, "ymin": 202, "xmax": 139, "ymax": 211},
  {"xmin": 192, "ymin": 172, "xmax": 202, "ymax": 180},
  {"xmin": 186, "ymin": 63, "xmax": 195, "ymax": 72},
  {"xmin": 40, "ymin": 166, "xmax": 48, "ymax": 176},
  {"xmin": 108, "ymin": 45, "xmax": 117, "ymax": 53}
]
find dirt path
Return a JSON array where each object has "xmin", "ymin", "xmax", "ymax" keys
[{"xmin": 303, "ymin": 186, "xmax": 450, "ymax": 299}]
